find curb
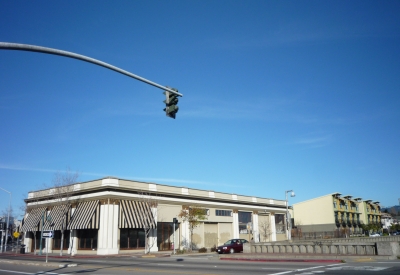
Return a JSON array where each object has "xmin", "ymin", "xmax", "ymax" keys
[{"xmin": 219, "ymin": 258, "xmax": 343, "ymax": 263}]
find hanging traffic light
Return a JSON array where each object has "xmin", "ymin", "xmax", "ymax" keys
[{"xmin": 163, "ymin": 88, "xmax": 180, "ymax": 119}]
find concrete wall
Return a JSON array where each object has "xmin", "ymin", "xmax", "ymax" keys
[
  {"xmin": 157, "ymin": 204, "xmax": 181, "ymax": 222},
  {"xmin": 218, "ymin": 222, "xmax": 232, "ymax": 245},
  {"xmin": 244, "ymin": 237, "xmax": 400, "ymax": 259}
]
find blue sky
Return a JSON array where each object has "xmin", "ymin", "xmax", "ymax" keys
[{"xmin": 1, "ymin": 1, "xmax": 399, "ymax": 219}]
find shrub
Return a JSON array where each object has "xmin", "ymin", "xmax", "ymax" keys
[
  {"xmin": 176, "ymin": 249, "xmax": 186, "ymax": 254},
  {"xmin": 198, "ymin": 247, "xmax": 207, "ymax": 253},
  {"xmin": 210, "ymin": 245, "xmax": 217, "ymax": 252}
]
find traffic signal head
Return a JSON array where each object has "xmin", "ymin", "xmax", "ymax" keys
[{"xmin": 163, "ymin": 88, "xmax": 180, "ymax": 119}]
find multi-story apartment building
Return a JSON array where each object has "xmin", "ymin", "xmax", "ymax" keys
[{"xmin": 292, "ymin": 193, "xmax": 381, "ymax": 235}]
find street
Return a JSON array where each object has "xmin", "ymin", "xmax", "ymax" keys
[{"xmin": 0, "ymin": 254, "xmax": 400, "ymax": 275}]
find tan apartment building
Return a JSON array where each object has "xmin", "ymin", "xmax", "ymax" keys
[
  {"xmin": 20, "ymin": 177, "xmax": 288, "ymax": 255},
  {"xmin": 292, "ymin": 193, "xmax": 381, "ymax": 236}
]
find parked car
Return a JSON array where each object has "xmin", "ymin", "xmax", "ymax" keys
[
  {"xmin": 216, "ymin": 239, "xmax": 248, "ymax": 254},
  {"xmin": 369, "ymin": 232, "xmax": 380, "ymax": 237}
]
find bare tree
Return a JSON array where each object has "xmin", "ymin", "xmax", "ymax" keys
[
  {"xmin": 258, "ymin": 220, "xmax": 271, "ymax": 242},
  {"xmin": 138, "ymin": 191, "xmax": 159, "ymax": 254},
  {"xmin": 46, "ymin": 168, "xmax": 79, "ymax": 256},
  {"xmin": 178, "ymin": 206, "xmax": 208, "ymax": 251}
]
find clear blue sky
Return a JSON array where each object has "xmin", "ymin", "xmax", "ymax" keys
[{"xmin": 1, "ymin": 1, "xmax": 399, "ymax": 219}]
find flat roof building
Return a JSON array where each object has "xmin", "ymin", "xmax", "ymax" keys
[{"xmin": 21, "ymin": 177, "xmax": 288, "ymax": 255}]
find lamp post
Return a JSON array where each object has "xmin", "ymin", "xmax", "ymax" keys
[
  {"xmin": 0, "ymin": 187, "xmax": 11, "ymax": 253},
  {"xmin": 285, "ymin": 190, "xmax": 295, "ymax": 241}
]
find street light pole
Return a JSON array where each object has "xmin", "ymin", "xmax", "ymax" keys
[
  {"xmin": 285, "ymin": 190, "xmax": 295, "ymax": 241},
  {"xmin": 0, "ymin": 187, "xmax": 11, "ymax": 253}
]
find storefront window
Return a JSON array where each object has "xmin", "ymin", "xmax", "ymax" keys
[
  {"xmin": 78, "ymin": 229, "xmax": 98, "ymax": 250},
  {"xmin": 157, "ymin": 222, "xmax": 178, "ymax": 251},
  {"xmin": 53, "ymin": 230, "xmax": 70, "ymax": 250},
  {"xmin": 120, "ymin": 229, "xmax": 145, "ymax": 249}
]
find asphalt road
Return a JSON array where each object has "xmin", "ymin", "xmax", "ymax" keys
[{"xmin": 0, "ymin": 254, "xmax": 399, "ymax": 275}]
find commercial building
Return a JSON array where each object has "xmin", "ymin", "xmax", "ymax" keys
[
  {"xmin": 292, "ymin": 193, "xmax": 381, "ymax": 236},
  {"xmin": 21, "ymin": 177, "xmax": 288, "ymax": 255}
]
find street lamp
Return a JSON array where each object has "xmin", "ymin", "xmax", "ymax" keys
[
  {"xmin": 0, "ymin": 187, "xmax": 11, "ymax": 253},
  {"xmin": 285, "ymin": 190, "xmax": 295, "ymax": 241}
]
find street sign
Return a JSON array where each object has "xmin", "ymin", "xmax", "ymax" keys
[
  {"xmin": 43, "ymin": 231, "xmax": 54, "ymax": 238},
  {"xmin": 13, "ymin": 232, "xmax": 20, "ymax": 238}
]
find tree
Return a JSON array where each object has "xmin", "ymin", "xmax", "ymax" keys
[
  {"xmin": 46, "ymin": 168, "xmax": 79, "ymax": 256},
  {"xmin": 258, "ymin": 219, "xmax": 271, "ymax": 242},
  {"xmin": 138, "ymin": 191, "xmax": 159, "ymax": 254},
  {"xmin": 178, "ymin": 206, "xmax": 208, "ymax": 251}
]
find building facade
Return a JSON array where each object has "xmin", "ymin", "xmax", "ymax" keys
[
  {"xmin": 21, "ymin": 177, "xmax": 288, "ymax": 255},
  {"xmin": 292, "ymin": 193, "xmax": 381, "ymax": 237}
]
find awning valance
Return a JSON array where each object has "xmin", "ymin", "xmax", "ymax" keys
[
  {"xmin": 119, "ymin": 200, "xmax": 156, "ymax": 229},
  {"xmin": 43, "ymin": 204, "xmax": 71, "ymax": 230},
  {"xmin": 68, "ymin": 200, "xmax": 100, "ymax": 230},
  {"xmin": 20, "ymin": 207, "xmax": 47, "ymax": 232}
]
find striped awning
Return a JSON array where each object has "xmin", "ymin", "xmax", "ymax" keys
[
  {"xmin": 43, "ymin": 204, "xmax": 71, "ymax": 230},
  {"xmin": 119, "ymin": 200, "xmax": 156, "ymax": 229},
  {"xmin": 67, "ymin": 200, "xmax": 100, "ymax": 230},
  {"xmin": 20, "ymin": 207, "xmax": 47, "ymax": 232}
]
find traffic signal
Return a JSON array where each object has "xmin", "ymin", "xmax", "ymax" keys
[{"xmin": 163, "ymin": 88, "xmax": 180, "ymax": 119}]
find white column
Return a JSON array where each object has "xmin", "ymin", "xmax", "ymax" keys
[
  {"xmin": 252, "ymin": 213, "xmax": 259, "ymax": 242},
  {"xmin": 233, "ymin": 211, "xmax": 239, "ymax": 238},
  {"xmin": 46, "ymin": 238, "xmax": 53, "ymax": 253},
  {"xmin": 68, "ymin": 207, "xmax": 77, "ymax": 255},
  {"xmin": 68, "ymin": 229, "xmax": 78, "ymax": 255},
  {"xmin": 97, "ymin": 201, "xmax": 119, "ymax": 255},
  {"xmin": 23, "ymin": 232, "xmax": 32, "ymax": 253},
  {"xmin": 181, "ymin": 215, "xmax": 190, "ymax": 250},
  {"xmin": 270, "ymin": 214, "xmax": 277, "ymax": 242},
  {"xmin": 148, "ymin": 206, "xmax": 158, "ymax": 252}
]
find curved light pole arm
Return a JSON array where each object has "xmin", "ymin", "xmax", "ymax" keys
[{"xmin": 0, "ymin": 42, "xmax": 182, "ymax": 96}]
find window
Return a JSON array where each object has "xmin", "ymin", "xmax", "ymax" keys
[
  {"xmin": 53, "ymin": 230, "xmax": 70, "ymax": 250},
  {"xmin": 238, "ymin": 212, "xmax": 252, "ymax": 234},
  {"xmin": 274, "ymin": 214, "xmax": 285, "ymax": 234},
  {"xmin": 78, "ymin": 229, "xmax": 98, "ymax": 250},
  {"xmin": 216, "ymin": 210, "xmax": 232, "ymax": 217},
  {"xmin": 120, "ymin": 228, "xmax": 145, "ymax": 249}
]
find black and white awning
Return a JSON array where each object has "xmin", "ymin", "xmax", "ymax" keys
[
  {"xmin": 119, "ymin": 200, "xmax": 156, "ymax": 229},
  {"xmin": 43, "ymin": 204, "xmax": 71, "ymax": 231},
  {"xmin": 67, "ymin": 200, "xmax": 100, "ymax": 230},
  {"xmin": 20, "ymin": 207, "xmax": 47, "ymax": 232}
]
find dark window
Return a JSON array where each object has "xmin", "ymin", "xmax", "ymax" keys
[
  {"xmin": 78, "ymin": 229, "xmax": 98, "ymax": 250},
  {"xmin": 120, "ymin": 229, "xmax": 145, "ymax": 249},
  {"xmin": 216, "ymin": 210, "xmax": 232, "ymax": 216},
  {"xmin": 32, "ymin": 232, "xmax": 45, "ymax": 251},
  {"xmin": 157, "ymin": 222, "xmax": 179, "ymax": 251},
  {"xmin": 53, "ymin": 230, "xmax": 70, "ymax": 250}
]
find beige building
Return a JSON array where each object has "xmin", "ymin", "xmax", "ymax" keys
[
  {"xmin": 21, "ymin": 177, "xmax": 288, "ymax": 255},
  {"xmin": 292, "ymin": 193, "xmax": 381, "ymax": 236}
]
